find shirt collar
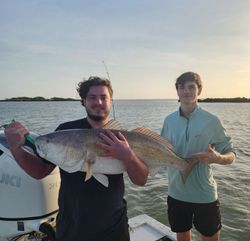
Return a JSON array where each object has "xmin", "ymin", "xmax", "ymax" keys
[{"xmin": 178, "ymin": 106, "xmax": 200, "ymax": 119}]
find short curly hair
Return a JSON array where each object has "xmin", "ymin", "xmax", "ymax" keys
[{"xmin": 77, "ymin": 76, "xmax": 113, "ymax": 99}]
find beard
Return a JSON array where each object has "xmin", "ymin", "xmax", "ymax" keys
[
  {"xmin": 86, "ymin": 109, "xmax": 110, "ymax": 122},
  {"xmin": 87, "ymin": 113, "xmax": 107, "ymax": 122}
]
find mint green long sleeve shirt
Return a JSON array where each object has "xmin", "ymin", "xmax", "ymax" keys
[{"xmin": 161, "ymin": 107, "xmax": 234, "ymax": 203}]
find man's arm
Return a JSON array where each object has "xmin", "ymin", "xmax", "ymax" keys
[
  {"xmin": 97, "ymin": 130, "xmax": 149, "ymax": 186},
  {"xmin": 190, "ymin": 144, "xmax": 235, "ymax": 165},
  {"xmin": 4, "ymin": 122, "xmax": 55, "ymax": 179}
]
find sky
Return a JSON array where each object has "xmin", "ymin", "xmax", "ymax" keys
[{"xmin": 0, "ymin": 0, "xmax": 250, "ymax": 100}]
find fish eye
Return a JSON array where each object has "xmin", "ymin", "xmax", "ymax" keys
[{"xmin": 46, "ymin": 139, "xmax": 50, "ymax": 143}]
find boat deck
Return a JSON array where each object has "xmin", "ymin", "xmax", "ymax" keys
[
  {"xmin": 0, "ymin": 214, "xmax": 176, "ymax": 241},
  {"xmin": 129, "ymin": 214, "xmax": 176, "ymax": 241}
]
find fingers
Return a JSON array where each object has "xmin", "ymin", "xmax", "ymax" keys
[
  {"xmin": 106, "ymin": 130, "xmax": 126, "ymax": 142},
  {"xmin": 117, "ymin": 131, "xmax": 126, "ymax": 141},
  {"xmin": 3, "ymin": 122, "xmax": 28, "ymax": 150},
  {"xmin": 95, "ymin": 141, "xmax": 113, "ymax": 157},
  {"xmin": 99, "ymin": 131, "xmax": 114, "ymax": 145},
  {"xmin": 97, "ymin": 130, "xmax": 130, "ymax": 160},
  {"xmin": 4, "ymin": 121, "xmax": 28, "ymax": 141},
  {"xmin": 5, "ymin": 121, "xmax": 25, "ymax": 130},
  {"xmin": 208, "ymin": 144, "xmax": 215, "ymax": 152},
  {"xmin": 5, "ymin": 122, "xmax": 28, "ymax": 137},
  {"xmin": 99, "ymin": 130, "xmax": 125, "ymax": 143},
  {"xmin": 96, "ymin": 140, "xmax": 111, "ymax": 150}
]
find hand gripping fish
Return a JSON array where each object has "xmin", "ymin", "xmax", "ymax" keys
[{"xmin": 35, "ymin": 120, "xmax": 197, "ymax": 187}]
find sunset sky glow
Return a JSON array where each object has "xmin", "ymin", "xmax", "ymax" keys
[{"xmin": 1, "ymin": 0, "xmax": 250, "ymax": 100}]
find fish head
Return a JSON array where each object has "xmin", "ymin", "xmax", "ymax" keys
[
  {"xmin": 35, "ymin": 131, "xmax": 86, "ymax": 168},
  {"xmin": 35, "ymin": 133, "xmax": 65, "ymax": 164}
]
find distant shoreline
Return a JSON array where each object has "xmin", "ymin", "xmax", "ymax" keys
[
  {"xmin": 198, "ymin": 97, "xmax": 250, "ymax": 103},
  {"xmin": 0, "ymin": 97, "xmax": 250, "ymax": 102},
  {"xmin": 0, "ymin": 97, "xmax": 79, "ymax": 102}
]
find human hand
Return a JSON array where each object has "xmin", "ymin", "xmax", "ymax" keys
[
  {"xmin": 4, "ymin": 121, "xmax": 29, "ymax": 151},
  {"xmin": 190, "ymin": 144, "xmax": 222, "ymax": 164},
  {"xmin": 96, "ymin": 130, "xmax": 135, "ymax": 163}
]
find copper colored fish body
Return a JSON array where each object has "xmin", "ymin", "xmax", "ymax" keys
[{"xmin": 35, "ymin": 121, "xmax": 195, "ymax": 187}]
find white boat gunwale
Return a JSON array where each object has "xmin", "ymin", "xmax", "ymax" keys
[{"xmin": 129, "ymin": 214, "xmax": 176, "ymax": 241}]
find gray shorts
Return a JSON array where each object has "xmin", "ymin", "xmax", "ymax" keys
[{"xmin": 167, "ymin": 196, "xmax": 222, "ymax": 237}]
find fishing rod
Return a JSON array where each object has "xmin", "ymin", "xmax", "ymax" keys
[{"xmin": 102, "ymin": 60, "xmax": 116, "ymax": 120}]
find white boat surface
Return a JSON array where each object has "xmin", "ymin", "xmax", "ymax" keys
[
  {"xmin": 0, "ymin": 214, "xmax": 176, "ymax": 241},
  {"xmin": 129, "ymin": 214, "xmax": 176, "ymax": 241}
]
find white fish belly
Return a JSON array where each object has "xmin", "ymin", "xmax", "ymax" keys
[{"xmin": 89, "ymin": 157, "xmax": 126, "ymax": 175}]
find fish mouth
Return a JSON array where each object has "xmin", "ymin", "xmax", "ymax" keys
[
  {"xmin": 35, "ymin": 142, "xmax": 41, "ymax": 154},
  {"xmin": 35, "ymin": 141, "xmax": 45, "ymax": 158}
]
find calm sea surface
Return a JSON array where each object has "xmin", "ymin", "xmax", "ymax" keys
[{"xmin": 0, "ymin": 100, "xmax": 249, "ymax": 241}]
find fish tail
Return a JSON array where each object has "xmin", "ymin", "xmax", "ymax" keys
[{"xmin": 180, "ymin": 159, "xmax": 199, "ymax": 183}]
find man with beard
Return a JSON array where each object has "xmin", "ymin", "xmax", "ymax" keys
[{"xmin": 4, "ymin": 76, "xmax": 149, "ymax": 241}]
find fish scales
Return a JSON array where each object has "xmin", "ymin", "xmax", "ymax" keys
[{"xmin": 35, "ymin": 126, "xmax": 196, "ymax": 187}]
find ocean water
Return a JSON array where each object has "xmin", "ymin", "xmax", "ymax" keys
[{"xmin": 0, "ymin": 100, "xmax": 249, "ymax": 241}]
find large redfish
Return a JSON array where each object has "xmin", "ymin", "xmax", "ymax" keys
[{"xmin": 35, "ymin": 121, "xmax": 196, "ymax": 187}]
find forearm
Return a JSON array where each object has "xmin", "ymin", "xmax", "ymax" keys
[
  {"xmin": 124, "ymin": 151, "xmax": 149, "ymax": 186},
  {"xmin": 10, "ymin": 147, "xmax": 55, "ymax": 179}
]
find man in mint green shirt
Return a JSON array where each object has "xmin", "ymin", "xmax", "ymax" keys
[{"xmin": 161, "ymin": 72, "xmax": 235, "ymax": 241}]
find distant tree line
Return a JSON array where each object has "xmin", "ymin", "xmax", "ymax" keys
[
  {"xmin": 198, "ymin": 97, "xmax": 250, "ymax": 103},
  {"xmin": 0, "ymin": 96, "xmax": 79, "ymax": 101},
  {"xmin": 1, "ymin": 96, "xmax": 250, "ymax": 102}
]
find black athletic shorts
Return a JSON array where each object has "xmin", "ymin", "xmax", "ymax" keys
[{"xmin": 167, "ymin": 196, "xmax": 222, "ymax": 237}]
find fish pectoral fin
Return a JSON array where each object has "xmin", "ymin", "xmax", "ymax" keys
[
  {"xmin": 84, "ymin": 151, "xmax": 97, "ymax": 181},
  {"xmin": 93, "ymin": 173, "xmax": 109, "ymax": 187},
  {"xmin": 84, "ymin": 160, "xmax": 93, "ymax": 181},
  {"xmin": 149, "ymin": 166, "xmax": 161, "ymax": 177}
]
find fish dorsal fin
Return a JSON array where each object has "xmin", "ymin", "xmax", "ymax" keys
[
  {"xmin": 132, "ymin": 127, "xmax": 174, "ymax": 151},
  {"xmin": 102, "ymin": 119, "xmax": 126, "ymax": 130}
]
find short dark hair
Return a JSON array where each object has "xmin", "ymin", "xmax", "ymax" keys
[
  {"xmin": 175, "ymin": 72, "xmax": 202, "ymax": 90},
  {"xmin": 77, "ymin": 76, "xmax": 113, "ymax": 99}
]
